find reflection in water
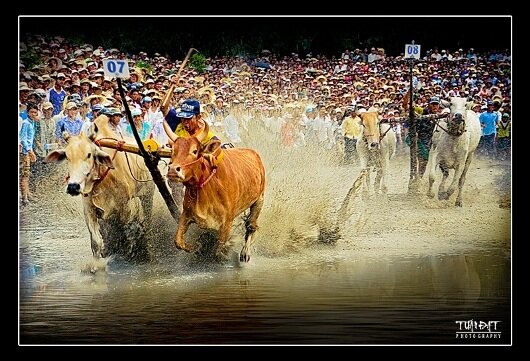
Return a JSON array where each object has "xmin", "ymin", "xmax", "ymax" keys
[
  {"xmin": 429, "ymin": 255, "xmax": 481, "ymax": 302},
  {"xmin": 20, "ymin": 247, "xmax": 510, "ymax": 344},
  {"xmin": 19, "ymin": 124, "xmax": 510, "ymax": 344}
]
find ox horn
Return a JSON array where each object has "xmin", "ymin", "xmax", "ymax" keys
[
  {"xmin": 86, "ymin": 123, "xmax": 98, "ymax": 141},
  {"xmin": 196, "ymin": 120, "xmax": 209, "ymax": 144}
]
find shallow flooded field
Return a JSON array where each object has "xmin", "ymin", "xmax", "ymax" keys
[{"xmin": 19, "ymin": 137, "xmax": 511, "ymax": 344}]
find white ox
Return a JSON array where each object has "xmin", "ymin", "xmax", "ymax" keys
[
  {"xmin": 45, "ymin": 115, "xmax": 154, "ymax": 261},
  {"xmin": 427, "ymin": 97, "xmax": 481, "ymax": 207},
  {"xmin": 356, "ymin": 110, "xmax": 397, "ymax": 195}
]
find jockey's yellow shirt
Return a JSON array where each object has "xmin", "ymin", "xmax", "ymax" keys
[{"xmin": 175, "ymin": 120, "xmax": 216, "ymax": 145}]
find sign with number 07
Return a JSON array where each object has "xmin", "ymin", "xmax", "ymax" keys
[
  {"xmin": 103, "ymin": 59, "xmax": 130, "ymax": 78},
  {"xmin": 404, "ymin": 44, "xmax": 421, "ymax": 60}
]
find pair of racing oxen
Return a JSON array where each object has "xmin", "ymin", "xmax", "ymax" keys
[{"xmin": 45, "ymin": 115, "xmax": 265, "ymax": 263}]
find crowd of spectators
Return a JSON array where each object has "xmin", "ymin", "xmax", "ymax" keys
[{"xmin": 18, "ymin": 34, "xmax": 511, "ymax": 203}]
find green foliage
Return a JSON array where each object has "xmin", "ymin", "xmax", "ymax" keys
[
  {"xmin": 136, "ymin": 60, "xmax": 152, "ymax": 74},
  {"xmin": 188, "ymin": 53, "xmax": 208, "ymax": 74},
  {"xmin": 20, "ymin": 50, "xmax": 43, "ymax": 69}
]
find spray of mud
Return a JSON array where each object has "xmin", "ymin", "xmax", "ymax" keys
[
  {"xmin": 145, "ymin": 119, "xmax": 362, "ymax": 260},
  {"xmin": 21, "ymin": 116, "xmax": 511, "ymax": 265}
]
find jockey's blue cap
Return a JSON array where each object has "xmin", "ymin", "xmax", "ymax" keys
[
  {"xmin": 176, "ymin": 99, "xmax": 201, "ymax": 119},
  {"xmin": 92, "ymin": 104, "xmax": 103, "ymax": 111},
  {"xmin": 487, "ymin": 100, "xmax": 494, "ymax": 106},
  {"xmin": 429, "ymin": 96, "xmax": 440, "ymax": 104},
  {"xmin": 131, "ymin": 108, "xmax": 142, "ymax": 116},
  {"xmin": 141, "ymin": 96, "xmax": 152, "ymax": 103},
  {"xmin": 502, "ymin": 113, "xmax": 510, "ymax": 118}
]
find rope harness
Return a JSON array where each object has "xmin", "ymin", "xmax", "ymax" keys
[
  {"xmin": 180, "ymin": 147, "xmax": 224, "ymax": 190},
  {"xmin": 361, "ymin": 120, "xmax": 393, "ymax": 146},
  {"xmin": 433, "ymin": 114, "xmax": 466, "ymax": 137},
  {"xmin": 93, "ymin": 137, "xmax": 125, "ymax": 184},
  {"xmin": 64, "ymin": 136, "xmax": 152, "ymax": 190}
]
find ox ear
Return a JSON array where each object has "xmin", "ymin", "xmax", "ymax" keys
[
  {"xmin": 201, "ymin": 140, "xmax": 222, "ymax": 168},
  {"xmin": 202, "ymin": 139, "xmax": 221, "ymax": 155},
  {"xmin": 95, "ymin": 148, "xmax": 114, "ymax": 169},
  {"xmin": 86, "ymin": 123, "xmax": 98, "ymax": 141},
  {"xmin": 44, "ymin": 149, "xmax": 67, "ymax": 164}
]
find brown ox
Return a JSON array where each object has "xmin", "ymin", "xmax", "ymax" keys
[
  {"xmin": 45, "ymin": 115, "xmax": 154, "ymax": 261},
  {"xmin": 166, "ymin": 125, "xmax": 266, "ymax": 262},
  {"xmin": 356, "ymin": 110, "xmax": 396, "ymax": 195}
]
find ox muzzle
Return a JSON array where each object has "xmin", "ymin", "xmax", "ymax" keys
[
  {"xmin": 369, "ymin": 141, "xmax": 379, "ymax": 150},
  {"xmin": 66, "ymin": 182, "xmax": 81, "ymax": 196},
  {"xmin": 167, "ymin": 164, "xmax": 185, "ymax": 181}
]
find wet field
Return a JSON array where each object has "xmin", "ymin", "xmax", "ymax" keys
[{"xmin": 19, "ymin": 137, "xmax": 511, "ymax": 345}]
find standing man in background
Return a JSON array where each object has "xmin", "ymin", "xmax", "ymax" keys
[{"xmin": 19, "ymin": 104, "xmax": 38, "ymax": 205}]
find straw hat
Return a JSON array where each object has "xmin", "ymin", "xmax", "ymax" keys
[
  {"xmin": 314, "ymin": 75, "xmax": 327, "ymax": 84},
  {"xmin": 48, "ymin": 57, "xmax": 63, "ymax": 69}
]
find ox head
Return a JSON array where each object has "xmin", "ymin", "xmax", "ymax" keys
[
  {"xmin": 448, "ymin": 97, "xmax": 467, "ymax": 136},
  {"xmin": 360, "ymin": 111, "xmax": 381, "ymax": 150},
  {"xmin": 447, "ymin": 112, "xmax": 466, "ymax": 136},
  {"xmin": 44, "ymin": 124, "xmax": 114, "ymax": 196},
  {"xmin": 167, "ymin": 122, "xmax": 221, "ymax": 182}
]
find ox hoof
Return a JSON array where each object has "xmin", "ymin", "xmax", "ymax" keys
[
  {"xmin": 213, "ymin": 249, "xmax": 229, "ymax": 262},
  {"xmin": 239, "ymin": 253, "xmax": 251, "ymax": 263},
  {"xmin": 175, "ymin": 242, "xmax": 196, "ymax": 253},
  {"xmin": 455, "ymin": 200, "xmax": 462, "ymax": 207},
  {"xmin": 438, "ymin": 192, "xmax": 449, "ymax": 200}
]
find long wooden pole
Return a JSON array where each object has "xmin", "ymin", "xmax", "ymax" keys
[
  {"xmin": 160, "ymin": 48, "xmax": 197, "ymax": 116},
  {"xmin": 96, "ymin": 139, "xmax": 172, "ymax": 158},
  {"xmin": 116, "ymin": 78, "xmax": 181, "ymax": 221},
  {"xmin": 408, "ymin": 57, "xmax": 418, "ymax": 193}
]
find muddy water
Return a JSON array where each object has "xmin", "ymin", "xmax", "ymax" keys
[{"xmin": 19, "ymin": 133, "xmax": 511, "ymax": 344}]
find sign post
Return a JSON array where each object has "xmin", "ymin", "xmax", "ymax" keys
[
  {"xmin": 105, "ymin": 59, "xmax": 181, "ymax": 221},
  {"xmin": 103, "ymin": 59, "xmax": 131, "ymax": 79},
  {"xmin": 404, "ymin": 41, "xmax": 421, "ymax": 192}
]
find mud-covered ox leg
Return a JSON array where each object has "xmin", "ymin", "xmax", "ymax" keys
[
  {"xmin": 374, "ymin": 168, "xmax": 383, "ymax": 194},
  {"xmin": 455, "ymin": 153, "xmax": 474, "ymax": 207},
  {"xmin": 175, "ymin": 212, "xmax": 195, "ymax": 252},
  {"xmin": 83, "ymin": 198, "xmax": 106, "ymax": 258},
  {"xmin": 444, "ymin": 161, "xmax": 464, "ymax": 203},
  {"xmin": 362, "ymin": 169, "xmax": 371, "ymax": 199},
  {"xmin": 240, "ymin": 194, "xmax": 264, "ymax": 262},
  {"xmin": 427, "ymin": 153, "xmax": 438, "ymax": 198},
  {"xmin": 215, "ymin": 221, "xmax": 233, "ymax": 259},
  {"xmin": 437, "ymin": 162, "xmax": 451, "ymax": 200}
]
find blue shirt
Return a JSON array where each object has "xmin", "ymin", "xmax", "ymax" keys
[
  {"xmin": 49, "ymin": 87, "xmax": 67, "ymax": 116},
  {"xmin": 479, "ymin": 111, "xmax": 498, "ymax": 136},
  {"xmin": 19, "ymin": 118, "xmax": 35, "ymax": 154},
  {"xmin": 124, "ymin": 122, "xmax": 152, "ymax": 141},
  {"xmin": 55, "ymin": 116, "xmax": 84, "ymax": 142},
  {"xmin": 165, "ymin": 107, "xmax": 182, "ymax": 131}
]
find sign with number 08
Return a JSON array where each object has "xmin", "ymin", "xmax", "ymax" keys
[
  {"xmin": 103, "ymin": 59, "xmax": 130, "ymax": 78},
  {"xmin": 404, "ymin": 44, "xmax": 421, "ymax": 60}
]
